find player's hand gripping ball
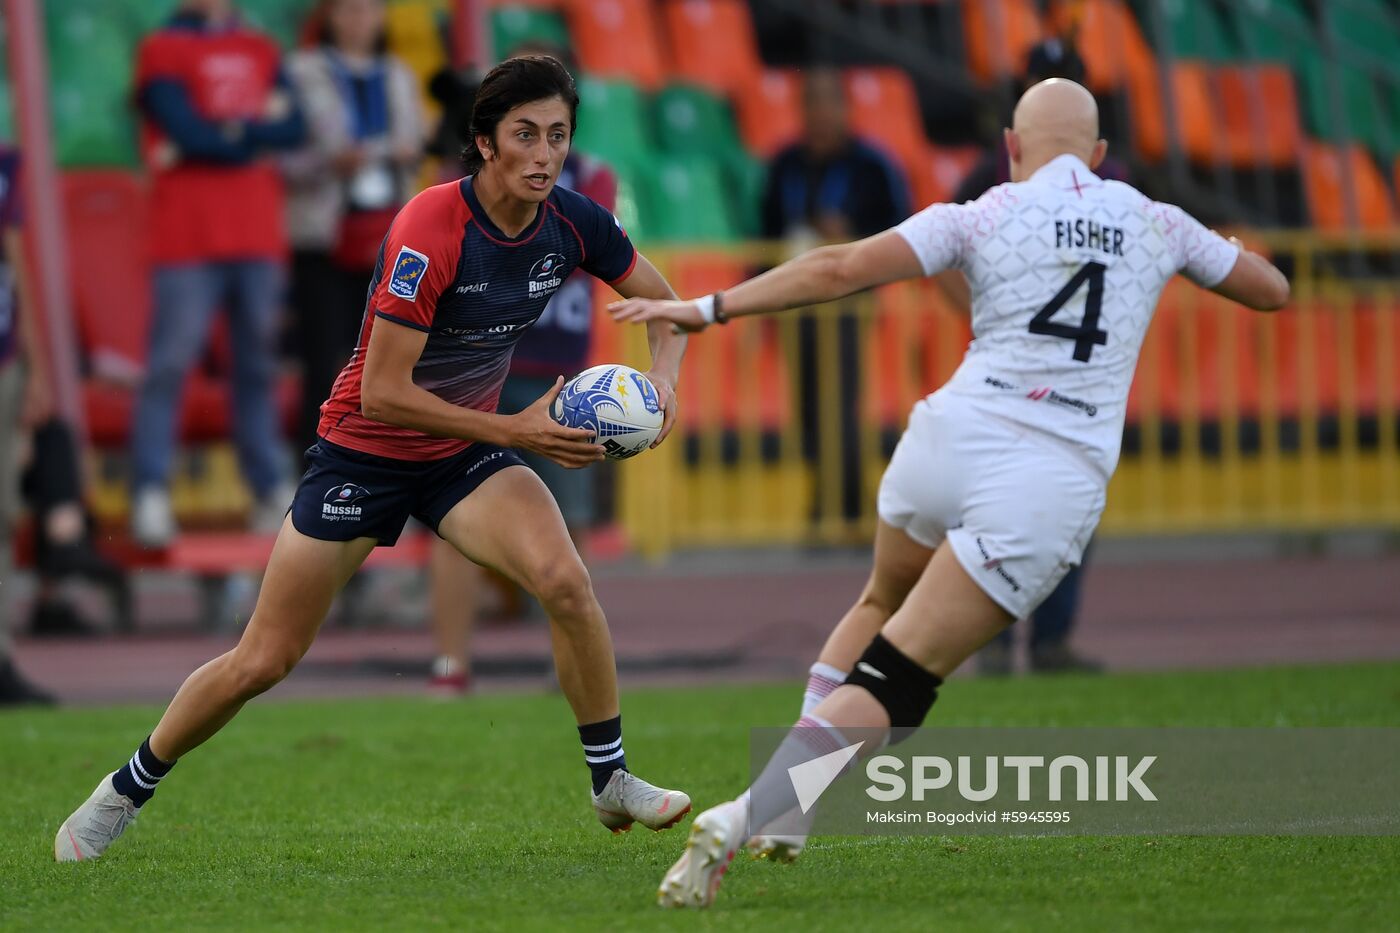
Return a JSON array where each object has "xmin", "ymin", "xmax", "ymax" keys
[{"xmin": 552, "ymin": 364, "xmax": 664, "ymax": 460}]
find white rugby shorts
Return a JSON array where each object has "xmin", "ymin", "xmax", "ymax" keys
[{"xmin": 877, "ymin": 391, "xmax": 1107, "ymax": 619}]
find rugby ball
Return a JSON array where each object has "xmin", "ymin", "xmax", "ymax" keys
[{"xmin": 552, "ymin": 364, "xmax": 664, "ymax": 460}]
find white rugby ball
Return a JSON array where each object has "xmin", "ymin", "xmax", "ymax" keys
[{"xmin": 552, "ymin": 363, "xmax": 664, "ymax": 460}]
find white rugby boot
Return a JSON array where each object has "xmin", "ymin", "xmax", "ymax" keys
[
  {"xmin": 657, "ymin": 798, "xmax": 747, "ymax": 909},
  {"xmin": 54, "ymin": 773, "xmax": 139, "ymax": 862},
  {"xmin": 591, "ymin": 769, "xmax": 691, "ymax": 833}
]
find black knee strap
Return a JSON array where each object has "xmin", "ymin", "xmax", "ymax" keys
[{"xmin": 845, "ymin": 634, "xmax": 942, "ymax": 741}]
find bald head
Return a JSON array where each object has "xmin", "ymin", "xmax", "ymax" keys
[{"xmin": 1005, "ymin": 78, "xmax": 1106, "ymax": 182}]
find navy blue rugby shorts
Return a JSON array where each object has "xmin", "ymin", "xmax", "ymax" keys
[{"xmin": 290, "ymin": 438, "xmax": 526, "ymax": 546}]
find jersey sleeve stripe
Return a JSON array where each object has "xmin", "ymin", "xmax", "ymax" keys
[
  {"xmin": 374, "ymin": 309, "xmax": 432, "ymax": 333},
  {"xmin": 606, "ymin": 249, "xmax": 639, "ymax": 286}
]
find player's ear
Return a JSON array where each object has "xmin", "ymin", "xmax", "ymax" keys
[
  {"xmin": 475, "ymin": 133, "xmax": 496, "ymax": 163},
  {"xmin": 1004, "ymin": 128, "xmax": 1020, "ymax": 170},
  {"xmin": 1089, "ymin": 138, "xmax": 1108, "ymax": 171}
]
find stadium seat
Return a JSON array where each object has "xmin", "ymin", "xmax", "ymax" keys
[
  {"xmin": 1129, "ymin": 62, "xmax": 1217, "ymax": 163},
  {"xmin": 1131, "ymin": 0, "xmax": 1237, "ymax": 61},
  {"xmin": 1215, "ymin": 66, "xmax": 1303, "ymax": 168},
  {"xmin": 572, "ymin": 78, "xmax": 655, "ymax": 173},
  {"xmin": 662, "ymin": 0, "xmax": 765, "ymax": 98},
  {"xmin": 1322, "ymin": 0, "xmax": 1400, "ymax": 66},
  {"xmin": 44, "ymin": 3, "xmax": 141, "ymax": 167},
  {"xmin": 1301, "ymin": 142, "xmax": 1398, "ymax": 230},
  {"xmin": 1227, "ymin": 0, "xmax": 1316, "ymax": 64},
  {"xmin": 566, "ymin": 0, "xmax": 668, "ymax": 90},
  {"xmin": 1296, "ymin": 57, "xmax": 1396, "ymax": 161},
  {"xmin": 734, "ymin": 69, "xmax": 803, "ymax": 159},
  {"xmin": 843, "ymin": 68, "xmax": 929, "ymax": 181},
  {"xmin": 1048, "ymin": 0, "xmax": 1154, "ymax": 94},
  {"xmin": 909, "ymin": 144, "xmax": 982, "ymax": 208},
  {"xmin": 652, "ymin": 84, "xmax": 743, "ymax": 157},
  {"xmin": 665, "ymin": 253, "xmax": 790, "ymax": 433},
  {"xmin": 235, "ymin": 0, "xmax": 318, "ymax": 47},
  {"xmin": 491, "ymin": 6, "xmax": 571, "ymax": 59},
  {"xmin": 961, "ymin": 0, "xmax": 1043, "ymax": 83},
  {"xmin": 639, "ymin": 156, "xmax": 739, "ymax": 243}
]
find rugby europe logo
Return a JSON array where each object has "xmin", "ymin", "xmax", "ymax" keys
[{"xmin": 322, "ymin": 483, "xmax": 370, "ymax": 522}]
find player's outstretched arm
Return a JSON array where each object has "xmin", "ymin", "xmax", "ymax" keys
[
  {"xmin": 361, "ymin": 316, "xmax": 604, "ymax": 468},
  {"xmin": 608, "ymin": 230, "xmax": 925, "ymax": 332},
  {"xmin": 1210, "ymin": 238, "xmax": 1290, "ymax": 311},
  {"xmin": 610, "ymin": 252, "xmax": 687, "ymax": 447}
]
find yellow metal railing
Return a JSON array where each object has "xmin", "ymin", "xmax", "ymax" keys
[{"xmin": 604, "ymin": 235, "xmax": 1400, "ymax": 556}]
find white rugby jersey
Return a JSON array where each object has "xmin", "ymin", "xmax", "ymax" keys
[{"xmin": 894, "ymin": 153, "xmax": 1240, "ymax": 478}]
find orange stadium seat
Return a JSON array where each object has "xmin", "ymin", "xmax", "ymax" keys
[
  {"xmin": 844, "ymin": 67, "xmax": 929, "ymax": 178},
  {"xmin": 664, "ymin": 253, "xmax": 791, "ymax": 431},
  {"xmin": 1302, "ymin": 142, "xmax": 1398, "ymax": 230},
  {"xmin": 1215, "ymin": 65, "xmax": 1303, "ymax": 168},
  {"xmin": 735, "ymin": 69, "xmax": 803, "ymax": 158},
  {"xmin": 1130, "ymin": 62, "xmax": 1217, "ymax": 162},
  {"xmin": 910, "ymin": 144, "xmax": 983, "ymax": 208},
  {"xmin": 566, "ymin": 0, "xmax": 667, "ymax": 90},
  {"xmin": 962, "ymin": 0, "xmax": 1044, "ymax": 83},
  {"xmin": 662, "ymin": 0, "xmax": 764, "ymax": 98},
  {"xmin": 1048, "ymin": 0, "xmax": 1151, "ymax": 93}
]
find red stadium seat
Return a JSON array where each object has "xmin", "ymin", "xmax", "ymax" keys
[
  {"xmin": 662, "ymin": 0, "xmax": 764, "ymax": 98},
  {"xmin": 1302, "ymin": 142, "xmax": 1398, "ymax": 230},
  {"xmin": 1215, "ymin": 65, "xmax": 1303, "ymax": 168},
  {"xmin": 62, "ymin": 171, "xmax": 298, "ymax": 448},
  {"xmin": 910, "ymin": 144, "xmax": 983, "ymax": 208},
  {"xmin": 962, "ymin": 0, "xmax": 1044, "ymax": 83},
  {"xmin": 565, "ymin": 0, "xmax": 667, "ymax": 90},
  {"xmin": 735, "ymin": 69, "xmax": 803, "ymax": 159},
  {"xmin": 1130, "ymin": 61, "xmax": 1218, "ymax": 162},
  {"xmin": 844, "ymin": 67, "xmax": 929, "ymax": 180},
  {"xmin": 1048, "ymin": 0, "xmax": 1152, "ymax": 93}
]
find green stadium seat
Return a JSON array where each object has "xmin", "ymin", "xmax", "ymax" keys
[
  {"xmin": 234, "ymin": 0, "xmax": 319, "ymax": 47},
  {"xmin": 572, "ymin": 78, "xmax": 655, "ymax": 173},
  {"xmin": 639, "ymin": 156, "xmax": 739, "ymax": 243},
  {"xmin": 1132, "ymin": 0, "xmax": 1236, "ymax": 61},
  {"xmin": 491, "ymin": 7, "xmax": 571, "ymax": 59},
  {"xmin": 721, "ymin": 149, "xmax": 765, "ymax": 239},
  {"xmin": 1227, "ymin": 0, "xmax": 1315, "ymax": 63},
  {"xmin": 1297, "ymin": 56, "xmax": 1397, "ymax": 160},
  {"xmin": 1322, "ymin": 0, "xmax": 1400, "ymax": 68},
  {"xmin": 45, "ymin": 4, "xmax": 141, "ymax": 167},
  {"xmin": 651, "ymin": 84, "xmax": 742, "ymax": 158}
]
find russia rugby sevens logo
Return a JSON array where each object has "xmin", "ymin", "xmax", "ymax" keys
[
  {"xmin": 528, "ymin": 252, "xmax": 566, "ymax": 299},
  {"xmin": 322, "ymin": 483, "xmax": 370, "ymax": 522}
]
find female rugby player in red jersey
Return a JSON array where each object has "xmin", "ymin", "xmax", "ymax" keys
[{"xmin": 56, "ymin": 56, "xmax": 692, "ymax": 861}]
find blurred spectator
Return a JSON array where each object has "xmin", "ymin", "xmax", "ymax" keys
[
  {"xmin": 428, "ymin": 44, "xmax": 617, "ymax": 695},
  {"xmin": 282, "ymin": 0, "xmax": 427, "ymax": 450},
  {"xmin": 23, "ymin": 418, "xmax": 132, "ymax": 638},
  {"xmin": 0, "ymin": 145, "xmax": 55, "ymax": 704},
  {"xmin": 761, "ymin": 67, "xmax": 911, "ymax": 525},
  {"xmin": 129, "ymin": 0, "xmax": 306, "ymax": 548},
  {"xmin": 956, "ymin": 39, "xmax": 1114, "ymax": 676}
]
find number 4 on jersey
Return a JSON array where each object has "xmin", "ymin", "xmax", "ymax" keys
[{"xmin": 1029, "ymin": 261, "xmax": 1108, "ymax": 362}]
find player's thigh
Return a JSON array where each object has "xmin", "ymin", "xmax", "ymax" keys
[
  {"xmin": 435, "ymin": 465, "xmax": 586, "ymax": 598},
  {"xmin": 874, "ymin": 394, "xmax": 972, "ymax": 556},
  {"xmin": 237, "ymin": 516, "xmax": 376, "ymax": 664},
  {"xmin": 865, "ymin": 519, "xmax": 935, "ymax": 610},
  {"xmin": 880, "ymin": 542, "xmax": 1015, "ymax": 680}
]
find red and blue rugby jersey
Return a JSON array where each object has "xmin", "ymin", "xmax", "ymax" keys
[{"xmin": 318, "ymin": 175, "xmax": 638, "ymax": 460}]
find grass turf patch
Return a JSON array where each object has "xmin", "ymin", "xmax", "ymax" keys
[{"xmin": 2, "ymin": 661, "xmax": 1398, "ymax": 931}]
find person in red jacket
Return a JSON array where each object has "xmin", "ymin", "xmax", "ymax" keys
[{"xmin": 129, "ymin": 0, "xmax": 306, "ymax": 548}]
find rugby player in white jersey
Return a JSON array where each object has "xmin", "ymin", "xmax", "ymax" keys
[{"xmin": 611, "ymin": 78, "xmax": 1289, "ymax": 908}]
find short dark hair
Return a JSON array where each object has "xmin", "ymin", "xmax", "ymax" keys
[{"xmin": 462, "ymin": 55, "xmax": 579, "ymax": 173}]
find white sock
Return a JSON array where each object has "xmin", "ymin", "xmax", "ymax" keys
[{"xmin": 801, "ymin": 662, "xmax": 848, "ymax": 717}]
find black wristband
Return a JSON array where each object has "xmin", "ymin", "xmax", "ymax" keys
[{"xmin": 713, "ymin": 290, "xmax": 728, "ymax": 324}]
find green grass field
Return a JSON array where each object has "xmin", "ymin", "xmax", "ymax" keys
[{"xmin": 3, "ymin": 662, "xmax": 1399, "ymax": 931}]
